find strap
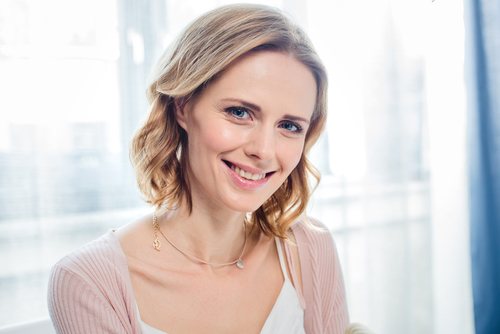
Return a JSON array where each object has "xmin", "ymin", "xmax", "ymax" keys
[
  {"xmin": 274, "ymin": 237, "xmax": 289, "ymax": 282},
  {"xmin": 283, "ymin": 239, "xmax": 306, "ymax": 309}
]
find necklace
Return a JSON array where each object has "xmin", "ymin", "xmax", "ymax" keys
[{"xmin": 152, "ymin": 213, "xmax": 247, "ymax": 269}]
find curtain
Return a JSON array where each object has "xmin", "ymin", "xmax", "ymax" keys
[{"xmin": 466, "ymin": 0, "xmax": 500, "ymax": 333}]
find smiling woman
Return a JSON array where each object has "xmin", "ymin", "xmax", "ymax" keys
[{"xmin": 47, "ymin": 4, "xmax": 349, "ymax": 334}]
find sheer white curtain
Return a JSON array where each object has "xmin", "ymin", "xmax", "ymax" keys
[{"xmin": 425, "ymin": 1, "xmax": 474, "ymax": 333}]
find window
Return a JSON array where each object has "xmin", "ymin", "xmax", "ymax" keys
[{"xmin": 0, "ymin": 0, "xmax": 146, "ymax": 325}]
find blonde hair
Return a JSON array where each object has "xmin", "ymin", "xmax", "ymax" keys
[{"xmin": 131, "ymin": 4, "xmax": 327, "ymax": 238}]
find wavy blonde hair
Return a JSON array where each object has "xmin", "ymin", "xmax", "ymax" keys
[{"xmin": 131, "ymin": 4, "xmax": 327, "ymax": 238}]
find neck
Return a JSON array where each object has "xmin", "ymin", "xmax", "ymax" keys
[{"xmin": 159, "ymin": 203, "xmax": 248, "ymax": 265}]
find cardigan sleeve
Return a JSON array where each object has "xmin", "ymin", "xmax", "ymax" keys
[
  {"xmin": 292, "ymin": 218, "xmax": 349, "ymax": 334},
  {"xmin": 48, "ymin": 263, "xmax": 127, "ymax": 334}
]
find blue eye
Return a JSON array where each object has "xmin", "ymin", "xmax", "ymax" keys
[
  {"xmin": 280, "ymin": 121, "xmax": 303, "ymax": 133},
  {"xmin": 226, "ymin": 106, "xmax": 251, "ymax": 119}
]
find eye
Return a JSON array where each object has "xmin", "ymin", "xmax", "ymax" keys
[
  {"xmin": 279, "ymin": 120, "xmax": 303, "ymax": 134},
  {"xmin": 225, "ymin": 106, "xmax": 251, "ymax": 120}
]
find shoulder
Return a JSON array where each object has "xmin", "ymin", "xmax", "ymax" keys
[
  {"xmin": 290, "ymin": 217, "xmax": 342, "ymax": 278},
  {"xmin": 48, "ymin": 231, "xmax": 129, "ymax": 301},
  {"xmin": 291, "ymin": 217, "xmax": 339, "ymax": 259},
  {"xmin": 48, "ymin": 231, "xmax": 138, "ymax": 332}
]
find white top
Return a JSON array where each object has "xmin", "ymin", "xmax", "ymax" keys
[{"xmin": 139, "ymin": 238, "xmax": 305, "ymax": 334}]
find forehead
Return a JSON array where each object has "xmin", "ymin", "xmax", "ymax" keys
[{"xmin": 201, "ymin": 51, "xmax": 317, "ymax": 119}]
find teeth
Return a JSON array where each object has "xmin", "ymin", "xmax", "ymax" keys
[{"xmin": 232, "ymin": 165, "xmax": 266, "ymax": 181}]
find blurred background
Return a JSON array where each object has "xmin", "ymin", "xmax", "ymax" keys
[{"xmin": 0, "ymin": 0, "xmax": 497, "ymax": 333}]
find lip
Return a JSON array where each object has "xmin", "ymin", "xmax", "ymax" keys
[{"xmin": 222, "ymin": 160, "xmax": 273, "ymax": 190}]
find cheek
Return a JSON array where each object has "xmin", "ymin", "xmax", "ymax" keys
[
  {"xmin": 193, "ymin": 121, "xmax": 242, "ymax": 152},
  {"xmin": 278, "ymin": 141, "xmax": 305, "ymax": 173},
  {"xmin": 214, "ymin": 126, "xmax": 239, "ymax": 145}
]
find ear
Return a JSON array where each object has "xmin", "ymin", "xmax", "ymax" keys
[{"xmin": 174, "ymin": 98, "xmax": 189, "ymax": 131}]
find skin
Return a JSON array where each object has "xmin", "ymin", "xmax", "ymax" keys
[{"xmin": 116, "ymin": 51, "xmax": 316, "ymax": 333}]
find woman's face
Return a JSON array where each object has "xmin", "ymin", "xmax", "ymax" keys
[{"xmin": 177, "ymin": 51, "xmax": 317, "ymax": 213}]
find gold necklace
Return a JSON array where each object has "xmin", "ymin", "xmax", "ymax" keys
[{"xmin": 152, "ymin": 213, "xmax": 247, "ymax": 269}]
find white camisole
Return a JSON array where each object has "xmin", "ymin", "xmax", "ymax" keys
[{"xmin": 138, "ymin": 238, "xmax": 305, "ymax": 334}]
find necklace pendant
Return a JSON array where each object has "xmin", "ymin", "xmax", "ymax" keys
[
  {"xmin": 153, "ymin": 238, "xmax": 161, "ymax": 251},
  {"xmin": 236, "ymin": 259, "xmax": 244, "ymax": 269}
]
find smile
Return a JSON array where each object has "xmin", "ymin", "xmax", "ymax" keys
[
  {"xmin": 232, "ymin": 165, "xmax": 266, "ymax": 181},
  {"xmin": 222, "ymin": 160, "xmax": 275, "ymax": 187}
]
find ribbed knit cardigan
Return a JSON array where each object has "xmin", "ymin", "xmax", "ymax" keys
[{"xmin": 47, "ymin": 219, "xmax": 349, "ymax": 333}]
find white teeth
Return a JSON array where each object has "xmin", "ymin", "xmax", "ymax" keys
[{"xmin": 232, "ymin": 165, "xmax": 265, "ymax": 181}]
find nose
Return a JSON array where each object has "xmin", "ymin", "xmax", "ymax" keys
[{"xmin": 244, "ymin": 125, "xmax": 276, "ymax": 161}]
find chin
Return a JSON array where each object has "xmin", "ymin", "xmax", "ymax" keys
[
  {"xmin": 228, "ymin": 203, "xmax": 263, "ymax": 214},
  {"xmin": 222, "ymin": 195, "xmax": 269, "ymax": 214}
]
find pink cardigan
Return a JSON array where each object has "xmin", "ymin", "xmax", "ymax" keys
[{"xmin": 48, "ymin": 219, "xmax": 349, "ymax": 333}]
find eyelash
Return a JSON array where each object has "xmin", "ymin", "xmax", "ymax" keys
[
  {"xmin": 279, "ymin": 120, "xmax": 303, "ymax": 134},
  {"xmin": 225, "ymin": 106, "xmax": 251, "ymax": 120},
  {"xmin": 224, "ymin": 106, "xmax": 303, "ymax": 134}
]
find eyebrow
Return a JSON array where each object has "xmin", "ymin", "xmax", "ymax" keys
[{"xmin": 220, "ymin": 98, "xmax": 311, "ymax": 124}]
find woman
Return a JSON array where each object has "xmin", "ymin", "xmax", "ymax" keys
[{"xmin": 48, "ymin": 4, "xmax": 349, "ymax": 334}]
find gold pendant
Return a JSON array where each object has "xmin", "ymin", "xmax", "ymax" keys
[{"xmin": 153, "ymin": 237, "xmax": 161, "ymax": 251}]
